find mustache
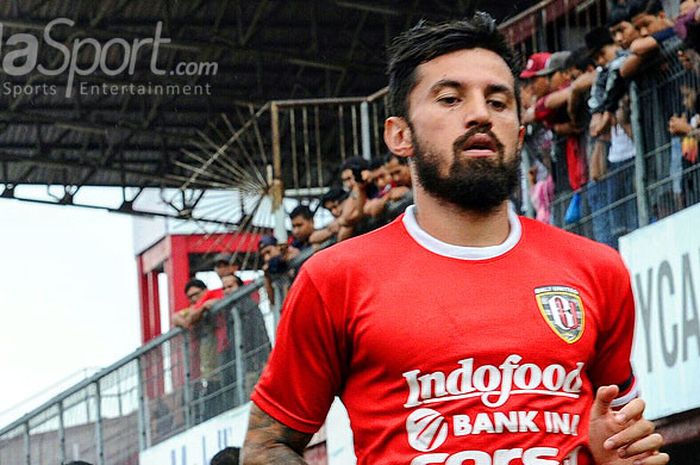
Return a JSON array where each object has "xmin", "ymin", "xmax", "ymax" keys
[{"xmin": 452, "ymin": 124, "xmax": 505, "ymax": 155}]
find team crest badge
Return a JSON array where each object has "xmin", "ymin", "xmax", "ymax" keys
[{"xmin": 534, "ymin": 286, "xmax": 585, "ymax": 344}]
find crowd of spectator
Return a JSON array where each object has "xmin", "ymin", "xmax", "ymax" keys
[
  {"xmin": 251, "ymin": 0, "xmax": 700, "ymax": 257},
  {"xmin": 518, "ymin": 0, "xmax": 700, "ymax": 247}
]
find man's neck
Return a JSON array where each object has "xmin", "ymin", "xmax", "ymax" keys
[{"xmin": 412, "ymin": 185, "xmax": 511, "ymax": 247}]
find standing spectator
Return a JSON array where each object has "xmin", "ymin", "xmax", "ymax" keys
[
  {"xmin": 585, "ymin": 27, "xmax": 639, "ymax": 247},
  {"xmin": 289, "ymin": 205, "xmax": 315, "ymax": 250},
  {"xmin": 172, "ymin": 279, "xmax": 225, "ymax": 423},
  {"xmin": 221, "ymin": 274, "xmax": 271, "ymax": 397},
  {"xmin": 520, "ymin": 52, "xmax": 555, "ymax": 218}
]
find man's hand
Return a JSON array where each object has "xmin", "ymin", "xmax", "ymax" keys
[{"xmin": 589, "ymin": 385, "xmax": 669, "ymax": 465}]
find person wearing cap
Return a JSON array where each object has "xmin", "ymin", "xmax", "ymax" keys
[
  {"xmin": 524, "ymin": 51, "xmax": 589, "ymax": 193},
  {"xmin": 258, "ymin": 234, "xmax": 299, "ymax": 305},
  {"xmin": 213, "ymin": 253, "xmax": 239, "ymax": 280}
]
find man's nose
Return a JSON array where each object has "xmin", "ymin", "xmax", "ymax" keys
[{"xmin": 464, "ymin": 95, "xmax": 491, "ymax": 128}]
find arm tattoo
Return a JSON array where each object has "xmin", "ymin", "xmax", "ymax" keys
[{"xmin": 241, "ymin": 403, "xmax": 314, "ymax": 465}]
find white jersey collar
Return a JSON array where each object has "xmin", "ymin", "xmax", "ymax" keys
[{"xmin": 401, "ymin": 204, "xmax": 522, "ymax": 260}]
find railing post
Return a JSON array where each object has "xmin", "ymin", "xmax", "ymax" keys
[
  {"xmin": 360, "ymin": 101, "xmax": 371, "ymax": 160},
  {"xmin": 230, "ymin": 305, "xmax": 246, "ymax": 405},
  {"xmin": 270, "ymin": 103, "xmax": 288, "ymax": 242},
  {"xmin": 23, "ymin": 421, "xmax": 30, "ymax": 465},
  {"xmin": 94, "ymin": 382, "xmax": 105, "ymax": 465},
  {"xmin": 629, "ymin": 82, "xmax": 650, "ymax": 227},
  {"xmin": 136, "ymin": 356, "xmax": 150, "ymax": 450},
  {"xmin": 58, "ymin": 401, "xmax": 66, "ymax": 465},
  {"xmin": 182, "ymin": 335, "xmax": 193, "ymax": 429}
]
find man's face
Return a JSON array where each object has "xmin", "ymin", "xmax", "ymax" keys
[
  {"xmin": 291, "ymin": 215, "xmax": 314, "ymax": 242},
  {"xmin": 186, "ymin": 286, "xmax": 205, "ymax": 305},
  {"xmin": 680, "ymin": 0, "xmax": 698, "ymax": 16},
  {"xmin": 214, "ymin": 262, "xmax": 237, "ymax": 279},
  {"xmin": 260, "ymin": 244, "xmax": 281, "ymax": 263},
  {"xmin": 405, "ymin": 48, "xmax": 522, "ymax": 213},
  {"xmin": 369, "ymin": 167, "xmax": 390, "ymax": 190},
  {"xmin": 549, "ymin": 70, "xmax": 570, "ymax": 90},
  {"xmin": 323, "ymin": 200, "xmax": 343, "ymax": 218},
  {"xmin": 610, "ymin": 21, "xmax": 640, "ymax": 49},
  {"xmin": 385, "ymin": 158, "xmax": 411, "ymax": 186},
  {"xmin": 531, "ymin": 75, "xmax": 550, "ymax": 98},
  {"xmin": 221, "ymin": 275, "xmax": 239, "ymax": 296},
  {"xmin": 632, "ymin": 12, "xmax": 667, "ymax": 36},
  {"xmin": 340, "ymin": 168, "xmax": 355, "ymax": 190}
]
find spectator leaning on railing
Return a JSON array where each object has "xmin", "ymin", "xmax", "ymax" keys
[
  {"xmin": 309, "ymin": 187, "xmax": 347, "ymax": 246},
  {"xmin": 289, "ymin": 204, "xmax": 315, "ymax": 251}
]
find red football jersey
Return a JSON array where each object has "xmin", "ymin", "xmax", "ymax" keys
[{"xmin": 252, "ymin": 207, "xmax": 637, "ymax": 465}]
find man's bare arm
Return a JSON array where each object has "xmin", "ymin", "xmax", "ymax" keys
[{"xmin": 241, "ymin": 403, "xmax": 314, "ymax": 465}]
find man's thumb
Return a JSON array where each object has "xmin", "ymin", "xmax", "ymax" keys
[{"xmin": 591, "ymin": 385, "xmax": 619, "ymax": 419}]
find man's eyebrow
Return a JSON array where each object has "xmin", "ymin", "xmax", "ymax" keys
[
  {"xmin": 485, "ymin": 83, "xmax": 515, "ymax": 98},
  {"xmin": 429, "ymin": 79, "xmax": 463, "ymax": 93},
  {"xmin": 429, "ymin": 80, "xmax": 514, "ymax": 98}
]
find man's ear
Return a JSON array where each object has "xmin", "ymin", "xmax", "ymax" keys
[
  {"xmin": 384, "ymin": 116, "xmax": 414, "ymax": 158},
  {"xmin": 518, "ymin": 125, "xmax": 526, "ymax": 152}
]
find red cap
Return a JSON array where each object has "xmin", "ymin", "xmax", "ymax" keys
[{"xmin": 519, "ymin": 52, "xmax": 551, "ymax": 79}]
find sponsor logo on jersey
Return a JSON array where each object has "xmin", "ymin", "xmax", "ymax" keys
[
  {"xmin": 403, "ymin": 354, "xmax": 584, "ymax": 408},
  {"xmin": 534, "ymin": 286, "xmax": 585, "ymax": 344},
  {"xmin": 406, "ymin": 408, "xmax": 449, "ymax": 452}
]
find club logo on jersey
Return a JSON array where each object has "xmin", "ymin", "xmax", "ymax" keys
[{"xmin": 534, "ymin": 286, "xmax": 585, "ymax": 343}]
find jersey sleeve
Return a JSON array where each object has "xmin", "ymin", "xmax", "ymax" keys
[
  {"xmin": 251, "ymin": 267, "xmax": 347, "ymax": 433},
  {"xmin": 588, "ymin": 253, "xmax": 638, "ymax": 407}
]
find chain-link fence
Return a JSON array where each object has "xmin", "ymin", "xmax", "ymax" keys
[{"xmin": 552, "ymin": 40, "xmax": 700, "ymax": 247}]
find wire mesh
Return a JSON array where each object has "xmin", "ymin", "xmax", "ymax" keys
[
  {"xmin": 99, "ymin": 361, "xmax": 140, "ymax": 465},
  {"xmin": 0, "ymin": 424, "xmax": 26, "ymax": 465},
  {"xmin": 61, "ymin": 385, "xmax": 98, "ymax": 465}
]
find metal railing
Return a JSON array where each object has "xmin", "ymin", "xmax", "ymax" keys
[
  {"xmin": 551, "ymin": 40, "xmax": 700, "ymax": 247},
  {"xmin": 0, "ymin": 278, "xmax": 281, "ymax": 465}
]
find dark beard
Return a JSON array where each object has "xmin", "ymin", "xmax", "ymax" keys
[{"xmin": 412, "ymin": 125, "xmax": 521, "ymax": 214}]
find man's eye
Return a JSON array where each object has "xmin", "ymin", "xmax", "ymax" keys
[
  {"xmin": 438, "ymin": 96, "xmax": 460, "ymax": 105},
  {"xmin": 488, "ymin": 99, "xmax": 507, "ymax": 110}
]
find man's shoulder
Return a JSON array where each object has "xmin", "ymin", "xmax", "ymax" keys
[{"xmin": 520, "ymin": 216, "xmax": 624, "ymax": 267}]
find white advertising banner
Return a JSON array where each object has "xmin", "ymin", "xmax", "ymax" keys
[
  {"xmin": 139, "ymin": 399, "xmax": 355, "ymax": 465},
  {"xmin": 619, "ymin": 203, "xmax": 700, "ymax": 420}
]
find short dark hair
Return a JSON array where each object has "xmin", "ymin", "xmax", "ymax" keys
[
  {"xmin": 387, "ymin": 13, "xmax": 521, "ymax": 120},
  {"xmin": 184, "ymin": 279, "xmax": 207, "ymax": 294},
  {"xmin": 210, "ymin": 447, "xmax": 240, "ymax": 465},
  {"xmin": 384, "ymin": 152, "xmax": 409, "ymax": 166},
  {"xmin": 290, "ymin": 204, "xmax": 313, "ymax": 221},
  {"xmin": 368, "ymin": 158, "xmax": 385, "ymax": 170},
  {"xmin": 643, "ymin": 0, "xmax": 664, "ymax": 15},
  {"xmin": 320, "ymin": 187, "xmax": 348, "ymax": 207}
]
